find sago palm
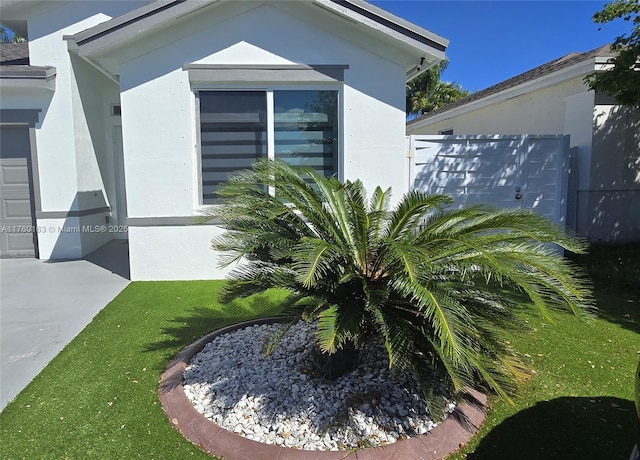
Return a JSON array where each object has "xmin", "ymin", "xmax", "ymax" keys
[{"xmin": 211, "ymin": 159, "xmax": 594, "ymax": 402}]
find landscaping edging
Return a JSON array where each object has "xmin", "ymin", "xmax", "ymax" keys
[{"xmin": 159, "ymin": 318, "xmax": 488, "ymax": 460}]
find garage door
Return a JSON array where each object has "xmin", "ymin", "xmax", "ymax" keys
[
  {"xmin": 0, "ymin": 125, "xmax": 36, "ymax": 258},
  {"xmin": 408, "ymin": 135, "xmax": 570, "ymax": 225}
]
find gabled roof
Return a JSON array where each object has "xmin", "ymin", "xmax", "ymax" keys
[
  {"xmin": 69, "ymin": 0, "xmax": 447, "ymax": 52},
  {"xmin": 0, "ymin": 42, "xmax": 56, "ymax": 83},
  {"xmin": 64, "ymin": 0, "xmax": 447, "ymax": 81},
  {"xmin": 408, "ymin": 44, "xmax": 616, "ymax": 127}
]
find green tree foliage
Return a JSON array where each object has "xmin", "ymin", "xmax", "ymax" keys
[
  {"xmin": 211, "ymin": 160, "xmax": 594, "ymax": 402},
  {"xmin": 585, "ymin": 0, "xmax": 640, "ymax": 107},
  {"xmin": 0, "ymin": 25, "xmax": 11, "ymax": 43},
  {"xmin": 0, "ymin": 25, "xmax": 25, "ymax": 43},
  {"xmin": 406, "ymin": 60, "xmax": 469, "ymax": 115}
]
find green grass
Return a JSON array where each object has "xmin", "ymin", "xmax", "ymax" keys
[
  {"xmin": 451, "ymin": 244, "xmax": 640, "ymax": 460},
  {"xmin": 1, "ymin": 245, "xmax": 638, "ymax": 459},
  {"xmin": 0, "ymin": 282, "xmax": 287, "ymax": 460}
]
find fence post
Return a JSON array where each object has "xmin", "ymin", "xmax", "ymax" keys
[
  {"xmin": 565, "ymin": 145, "xmax": 579, "ymax": 232},
  {"xmin": 406, "ymin": 135, "xmax": 415, "ymax": 194}
]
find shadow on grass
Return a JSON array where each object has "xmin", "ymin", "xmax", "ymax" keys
[
  {"xmin": 144, "ymin": 290, "xmax": 288, "ymax": 364},
  {"xmin": 468, "ymin": 396, "xmax": 635, "ymax": 460},
  {"xmin": 571, "ymin": 243, "xmax": 640, "ymax": 335}
]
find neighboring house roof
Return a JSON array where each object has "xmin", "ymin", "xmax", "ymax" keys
[
  {"xmin": 0, "ymin": 42, "xmax": 56, "ymax": 84},
  {"xmin": 408, "ymin": 44, "xmax": 616, "ymax": 127},
  {"xmin": 64, "ymin": 0, "xmax": 447, "ymax": 81},
  {"xmin": 0, "ymin": 42, "xmax": 29, "ymax": 65}
]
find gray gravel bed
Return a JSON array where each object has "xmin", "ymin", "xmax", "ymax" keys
[{"xmin": 183, "ymin": 321, "xmax": 454, "ymax": 451}]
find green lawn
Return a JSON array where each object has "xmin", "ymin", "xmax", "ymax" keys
[
  {"xmin": 451, "ymin": 244, "xmax": 640, "ymax": 460},
  {"xmin": 1, "ymin": 245, "xmax": 638, "ymax": 460}
]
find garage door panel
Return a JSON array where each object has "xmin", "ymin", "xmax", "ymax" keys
[
  {"xmin": 0, "ymin": 126, "xmax": 36, "ymax": 258},
  {"xmin": 3, "ymin": 197, "xmax": 33, "ymax": 219},
  {"xmin": 5, "ymin": 232, "xmax": 35, "ymax": 251},
  {"xmin": 2, "ymin": 163, "xmax": 30, "ymax": 185}
]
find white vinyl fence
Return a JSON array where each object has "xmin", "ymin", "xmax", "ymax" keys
[{"xmin": 406, "ymin": 135, "xmax": 576, "ymax": 229}]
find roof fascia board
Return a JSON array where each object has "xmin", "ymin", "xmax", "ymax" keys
[
  {"xmin": 0, "ymin": 70, "xmax": 56, "ymax": 91},
  {"xmin": 68, "ymin": 0, "xmax": 218, "ymax": 57},
  {"xmin": 329, "ymin": 0, "xmax": 448, "ymax": 51},
  {"xmin": 595, "ymin": 55, "xmax": 616, "ymax": 64},
  {"xmin": 267, "ymin": 0, "xmax": 423, "ymax": 72},
  {"xmin": 409, "ymin": 58, "xmax": 598, "ymax": 130},
  {"xmin": 0, "ymin": 67, "xmax": 56, "ymax": 80},
  {"xmin": 69, "ymin": 0, "xmax": 447, "ymax": 63},
  {"xmin": 72, "ymin": 0, "xmax": 188, "ymax": 44},
  {"xmin": 312, "ymin": 0, "xmax": 447, "ymax": 58}
]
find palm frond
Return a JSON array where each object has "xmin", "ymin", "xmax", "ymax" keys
[{"xmin": 210, "ymin": 159, "xmax": 594, "ymax": 402}]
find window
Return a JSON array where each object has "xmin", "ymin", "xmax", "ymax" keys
[
  {"xmin": 199, "ymin": 92, "xmax": 267, "ymax": 204},
  {"xmin": 439, "ymin": 128, "xmax": 454, "ymax": 135},
  {"xmin": 274, "ymin": 91, "xmax": 338, "ymax": 177},
  {"xmin": 199, "ymin": 89, "xmax": 338, "ymax": 204}
]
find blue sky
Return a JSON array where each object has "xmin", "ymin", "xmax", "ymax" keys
[{"xmin": 371, "ymin": 1, "xmax": 629, "ymax": 91}]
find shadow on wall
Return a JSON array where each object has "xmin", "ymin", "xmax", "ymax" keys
[
  {"xmin": 411, "ymin": 135, "xmax": 568, "ymax": 224},
  {"xmin": 413, "ymin": 136, "xmax": 522, "ymax": 210},
  {"xmin": 47, "ymin": 190, "xmax": 111, "ymax": 259},
  {"xmin": 70, "ymin": 54, "xmax": 123, "ymax": 229},
  {"xmin": 117, "ymin": 3, "xmax": 406, "ymax": 111},
  {"xmin": 587, "ymin": 103, "xmax": 640, "ymax": 242},
  {"xmin": 468, "ymin": 396, "xmax": 636, "ymax": 460},
  {"xmin": 45, "ymin": 54, "xmax": 121, "ymax": 260}
]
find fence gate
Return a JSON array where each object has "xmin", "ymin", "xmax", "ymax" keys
[{"xmin": 407, "ymin": 135, "xmax": 573, "ymax": 227}]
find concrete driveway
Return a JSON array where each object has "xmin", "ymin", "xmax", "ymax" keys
[{"xmin": 0, "ymin": 240, "xmax": 130, "ymax": 410}]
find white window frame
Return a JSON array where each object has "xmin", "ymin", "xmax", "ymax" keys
[{"xmin": 194, "ymin": 83, "xmax": 343, "ymax": 209}]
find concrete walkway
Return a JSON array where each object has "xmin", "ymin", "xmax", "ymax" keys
[{"xmin": 0, "ymin": 240, "xmax": 130, "ymax": 410}]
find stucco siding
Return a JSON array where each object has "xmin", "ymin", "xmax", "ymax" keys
[
  {"xmin": 119, "ymin": 2, "xmax": 408, "ymax": 217},
  {"xmin": 114, "ymin": 2, "xmax": 409, "ymax": 279},
  {"xmin": 128, "ymin": 225, "xmax": 236, "ymax": 281},
  {"xmin": 17, "ymin": 1, "xmax": 142, "ymax": 258},
  {"xmin": 3, "ymin": 0, "xmax": 437, "ymax": 276},
  {"xmin": 119, "ymin": 65, "xmax": 194, "ymax": 218}
]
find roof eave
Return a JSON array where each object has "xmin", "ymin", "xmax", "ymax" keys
[
  {"xmin": 314, "ymin": 0, "xmax": 449, "ymax": 51},
  {"xmin": 312, "ymin": 0, "xmax": 448, "ymax": 77},
  {"xmin": 71, "ymin": 0, "xmax": 197, "ymax": 47},
  {"xmin": 408, "ymin": 58, "xmax": 600, "ymax": 130},
  {"xmin": 0, "ymin": 67, "xmax": 56, "ymax": 91},
  {"xmin": 67, "ymin": 0, "xmax": 448, "ymax": 67}
]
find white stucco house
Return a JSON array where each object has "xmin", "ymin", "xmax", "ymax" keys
[
  {"xmin": 0, "ymin": 0, "xmax": 448, "ymax": 280},
  {"xmin": 407, "ymin": 45, "xmax": 640, "ymax": 243}
]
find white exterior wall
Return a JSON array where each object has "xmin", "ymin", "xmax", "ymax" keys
[
  {"xmin": 17, "ymin": 1, "xmax": 143, "ymax": 258},
  {"xmin": 407, "ymin": 77, "xmax": 586, "ymax": 136},
  {"xmin": 127, "ymin": 225, "xmax": 235, "ymax": 281},
  {"xmin": 113, "ymin": 2, "xmax": 409, "ymax": 280},
  {"xmin": 0, "ymin": 85, "xmax": 53, "ymax": 110},
  {"xmin": 585, "ymin": 103, "xmax": 640, "ymax": 241}
]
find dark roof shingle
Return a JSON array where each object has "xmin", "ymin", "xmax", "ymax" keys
[
  {"xmin": 0, "ymin": 42, "xmax": 29, "ymax": 65},
  {"xmin": 408, "ymin": 44, "xmax": 616, "ymax": 125},
  {"xmin": 0, "ymin": 42, "xmax": 56, "ymax": 79}
]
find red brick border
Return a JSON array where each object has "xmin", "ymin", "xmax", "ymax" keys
[{"xmin": 159, "ymin": 318, "xmax": 487, "ymax": 460}]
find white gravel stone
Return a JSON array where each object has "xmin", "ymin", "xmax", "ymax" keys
[{"xmin": 183, "ymin": 321, "xmax": 454, "ymax": 451}]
